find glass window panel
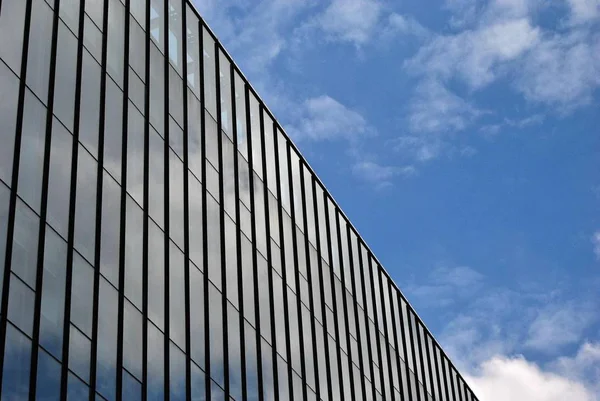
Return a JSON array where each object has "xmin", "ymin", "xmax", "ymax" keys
[
  {"xmin": 303, "ymin": 166, "xmax": 316, "ymax": 246},
  {"xmin": 277, "ymin": 130, "xmax": 289, "ymax": 212},
  {"xmin": 248, "ymin": 95, "xmax": 262, "ymax": 178},
  {"xmin": 263, "ymin": 113, "xmax": 277, "ymax": 197},
  {"xmin": 0, "ymin": 0, "xmax": 27, "ymax": 74},
  {"xmin": 130, "ymin": 19, "xmax": 146, "ymax": 84},
  {"xmin": 122, "ymin": 369, "xmax": 142, "ymax": 401},
  {"xmin": 86, "ymin": 0, "xmax": 104, "ymax": 31},
  {"xmin": 169, "ymin": 66, "xmax": 184, "ymax": 127},
  {"xmin": 301, "ymin": 306, "xmax": 316, "ymax": 390},
  {"xmin": 40, "ymin": 228, "xmax": 67, "ymax": 359},
  {"xmin": 148, "ymin": 323, "xmax": 165, "ymax": 401},
  {"xmin": 131, "ymin": 0, "xmax": 146, "ymax": 28},
  {"xmin": 261, "ymin": 339, "xmax": 274, "ymax": 401},
  {"xmin": 11, "ymin": 199, "xmax": 39, "ymax": 286},
  {"xmin": 240, "ymin": 234, "xmax": 255, "ymax": 325},
  {"xmin": 188, "ymin": 90, "xmax": 203, "ymax": 178},
  {"xmin": 2, "ymin": 324, "xmax": 32, "ymax": 399},
  {"xmin": 127, "ymin": 103, "xmax": 145, "ymax": 203},
  {"xmin": 170, "ymin": 342, "xmax": 187, "ymax": 401},
  {"xmin": 100, "ymin": 172, "xmax": 121, "ymax": 285},
  {"xmin": 257, "ymin": 254, "xmax": 271, "ymax": 344},
  {"xmin": 267, "ymin": 193, "xmax": 279, "ymax": 248},
  {"xmin": 0, "ymin": 62, "xmax": 19, "ymax": 185},
  {"xmin": 202, "ymin": 27, "xmax": 216, "ymax": 117},
  {"xmin": 211, "ymin": 381, "xmax": 225, "ymax": 401},
  {"xmin": 27, "ymin": 0, "xmax": 53, "ymax": 102},
  {"xmin": 169, "ymin": 150, "xmax": 185, "ymax": 248},
  {"xmin": 123, "ymin": 301, "xmax": 143, "ymax": 380},
  {"xmin": 104, "ymin": 78, "xmax": 124, "ymax": 180},
  {"xmin": 169, "ymin": 116, "xmax": 184, "ymax": 159},
  {"xmin": 329, "ymin": 335, "xmax": 341, "ymax": 401},
  {"xmin": 272, "ymin": 271, "xmax": 287, "ymax": 359},
  {"xmin": 47, "ymin": 119, "xmax": 73, "ymax": 237},
  {"xmin": 315, "ymin": 322, "xmax": 328, "ymax": 401},
  {"xmin": 59, "ymin": 0, "xmax": 80, "ymax": 34},
  {"xmin": 148, "ymin": 219, "xmax": 165, "ymax": 328},
  {"xmin": 74, "ymin": 146, "xmax": 98, "ymax": 263},
  {"xmin": 84, "ymin": 14, "xmax": 103, "ymax": 63},
  {"xmin": 124, "ymin": 196, "xmax": 143, "ymax": 308},
  {"xmin": 282, "ymin": 213, "xmax": 295, "ymax": 292},
  {"xmin": 54, "ymin": 21, "xmax": 78, "ymax": 131},
  {"xmin": 107, "ymin": 0, "xmax": 125, "ymax": 86},
  {"xmin": 71, "ymin": 252, "xmax": 94, "ymax": 336},
  {"xmin": 69, "ymin": 325, "xmax": 91, "ymax": 383},
  {"xmin": 191, "ymin": 362, "xmax": 205, "ymax": 401},
  {"xmin": 186, "ymin": 6, "xmax": 200, "ymax": 95},
  {"xmin": 227, "ymin": 304, "xmax": 242, "ymax": 401},
  {"xmin": 8, "ymin": 274, "xmax": 35, "ymax": 335},
  {"xmin": 224, "ymin": 215, "xmax": 238, "ymax": 307},
  {"xmin": 36, "ymin": 347, "xmax": 61, "ymax": 400},
  {"xmin": 238, "ymin": 154, "xmax": 251, "ymax": 209},
  {"xmin": 315, "ymin": 184, "xmax": 328, "ymax": 265},
  {"xmin": 188, "ymin": 173, "xmax": 203, "ymax": 267},
  {"xmin": 222, "ymin": 135, "xmax": 236, "ymax": 219},
  {"xmin": 219, "ymin": 51, "xmax": 232, "ymax": 137},
  {"xmin": 96, "ymin": 278, "xmax": 119, "ymax": 401},
  {"xmin": 150, "ymin": 0, "xmax": 165, "ymax": 51},
  {"xmin": 80, "ymin": 50, "xmax": 102, "ymax": 156},
  {"xmin": 170, "ymin": 242, "xmax": 186, "ymax": 347},
  {"xmin": 18, "ymin": 90, "xmax": 46, "ymax": 212},
  {"xmin": 289, "ymin": 148, "xmax": 303, "ymax": 231},
  {"xmin": 150, "ymin": 42, "xmax": 165, "ymax": 134},
  {"xmin": 245, "ymin": 322, "xmax": 259, "ymax": 401},
  {"xmin": 205, "ymin": 110, "xmax": 219, "ymax": 173},
  {"xmin": 189, "ymin": 266, "xmax": 205, "ymax": 367},
  {"xmin": 149, "ymin": 127, "xmax": 165, "ymax": 227},
  {"xmin": 253, "ymin": 176, "xmax": 267, "ymax": 256},
  {"xmin": 233, "ymin": 73, "xmax": 247, "ymax": 157},
  {"xmin": 206, "ymin": 193, "xmax": 221, "ymax": 288},
  {"xmin": 0, "ymin": 184, "xmax": 8, "ymax": 301},
  {"xmin": 209, "ymin": 283, "xmax": 224, "ymax": 386}
]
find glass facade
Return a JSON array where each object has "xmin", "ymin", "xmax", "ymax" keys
[{"xmin": 0, "ymin": 1, "xmax": 478, "ymax": 400}]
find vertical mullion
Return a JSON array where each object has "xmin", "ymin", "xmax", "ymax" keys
[
  {"xmin": 342, "ymin": 215, "xmax": 367, "ymax": 401},
  {"xmin": 214, "ymin": 40, "xmax": 230, "ymax": 399},
  {"xmin": 198, "ymin": 20, "xmax": 211, "ymax": 401},
  {"xmin": 286, "ymin": 142, "xmax": 307, "ymax": 401},
  {"xmin": 272, "ymin": 125, "xmax": 294, "ymax": 401},
  {"xmin": 229, "ymin": 64, "xmax": 248, "ymax": 401},
  {"xmin": 309, "ymin": 177, "xmax": 333, "ymax": 401},
  {"xmin": 245, "ymin": 85, "xmax": 264, "ymax": 401},
  {"xmin": 181, "ymin": 2, "xmax": 192, "ymax": 399},
  {"xmin": 323, "ymin": 192, "xmax": 350, "ymax": 401},
  {"xmin": 28, "ymin": 0, "xmax": 61, "ymax": 398},
  {"xmin": 142, "ymin": 0, "xmax": 152, "ymax": 398},
  {"xmin": 89, "ymin": 0, "xmax": 112, "ymax": 400},
  {"xmin": 162, "ymin": 0, "xmax": 171, "ymax": 397},
  {"xmin": 355, "ymin": 234, "xmax": 377, "ymax": 400},
  {"xmin": 116, "ymin": 0, "xmax": 132, "ymax": 398},
  {"xmin": 258, "ymin": 109, "xmax": 280, "ymax": 399},
  {"xmin": 0, "ymin": 0, "xmax": 34, "ymax": 390},
  {"xmin": 375, "ymin": 268, "xmax": 397, "ymax": 401}
]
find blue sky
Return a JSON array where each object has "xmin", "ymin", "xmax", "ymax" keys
[{"xmin": 194, "ymin": 0, "xmax": 600, "ymax": 398}]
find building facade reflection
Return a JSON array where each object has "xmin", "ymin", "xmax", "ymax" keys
[{"xmin": 0, "ymin": 0, "xmax": 478, "ymax": 400}]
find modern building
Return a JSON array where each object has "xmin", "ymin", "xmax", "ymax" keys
[{"xmin": 0, "ymin": 0, "xmax": 478, "ymax": 400}]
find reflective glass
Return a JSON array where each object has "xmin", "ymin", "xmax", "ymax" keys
[
  {"xmin": 27, "ymin": 0, "xmax": 53, "ymax": 102},
  {"xmin": 148, "ymin": 219, "xmax": 165, "ymax": 328},
  {"xmin": 8, "ymin": 274, "xmax": 35, "ymax": 335},
  {"xmin": 123, "ymin": 301, "xmax": 143, "ymax": 380},
  {"xmin": 189, "ymin": 174, "xmax": 203, "ymax": 267},
  {"xmin": 149, "ymin": 128, "xmax": 165, "ymax": 227},
  {"xmin": 261, "ymin": 339, "xmax": 274, "ymax": 401},
  {"xmin": 2, "ymin": 324, "xmax": 32, "ymax": 400},
  {"xmin": 148, "ymin": 322, "xmax": 165, "ymax": 401},
  {"xmin": 248, "ymin": 94, "xmax": 262, "ymax": 178},
  {"xmin": 170, "ymin": 242, "xmax": 186, "ymax": 348},
  {"xmin": 169, "ymin": 150, "xmax": 185, "ymax": 248},
  {"xmin": 79, "ymin": 50, "xmax": 102, "ymax": 156},
  {"xmin": 107, "ymin": 0, "xmax": 125, "ymax": 86},
  {"xmin": 188, "ymin": 89, "xmax": 203, "ymax": 179},
  {"xmin": 0, "ymin": 62, "xmax": 19, "ymax": 185},
  {"xmin": 123, "ymin": 370, "xmax": 142, "ymax": 401},
  {"xmin": 104, "ymin": 78, "xmax": 124, "ymax": 180},
  {"xmin": 125, "ymin": 196, "xmax": 144, "ymax": 308},
  {"xmin": 69, "ymin": 325, "xmax": 91, "ymax": 383},
  {"xmin": 202, "ymin": 27, "xmax": 216, "ymax": 117},
  {"xmin": 11, "ymin": 199, "xmax": 39, "ymax": 287},
  {"xmin": 36, "ymin": 348, "xmax": 61, "ymax": 400},
  {"xmin": 84, "ymin": 14, "xmax": 103, "ymax": 63},
  {"xmin": 219, "ymin": 51, "xmax": 232, "ymax": 137},
  {"xmin": 245, "ymin": 322, "xmax": 259, "ymax": 401},
  {"xmin": 186, "ymin": 6, "xmax": 200, "ymax": 95},
  {"xmin": 71, "ymin": 251, "xmax": 95, "ymax": 336},
  {"xmin": 96, "ymin": 278, "xmax": 119, "ymax": 401},
  {"xmin": 40, "ymin": 228, "xmax": 67, "ymax": 359},
  {"xmin": 74, "ymin": 146, "xmax": 97, "ymax": 263},
  {"xmin": 191, "ymin": 362, "xmax": 205, "ymax": 400},
  {"xmin": 150, "ymin": 42, "xmax": 165, "ymax": 134},
  {"xmin": 0, "ymin": 183, "xmax": 8, "ymax": 300},
  {"xmin": 227, "ymin": 303, "xmax": 242, "ymax": 401},
  {"xmin": 206, "ymin": 193, "xmax": 221, "ymax": 288},
  {"xmin": 127, "ymin": 103, "xmax": 145, "ymax": 203},
  {"xmin": 170, "ymin": 342, "xmax": 187, "ymax": 401},
  {"xmin": 189, "ymin": 265, "xmax": 205, "ymax": 367},
  {"xmin": 18, "ymin": 90, "xmax": 46, "ymax": 212},
  {"xmin": 0, "ymin": 0, "xmax": 27, "ymax": 74},
  {"xmin": 209, "ymin": 283, "xmax": 224, "ymax": 386},
  {"xmin": 224, "ymin": 215, "xmax": 238, "ymax": 307},
  {"xmin": 54, "ymin": 21, "xmax": 78, "ymax": 131},
  {"xmin": 150, "ymin": 0, "xmax": 165, "ymax": 51},
  {"xmin": 100, "ymin": 172, "xmax": 121, "ymax": 285},
  {"xmin": 130, "ymin": 19, "xmax": 146, "ymax": 83},
  {"xmin": 257, "ymin": 254, "xmax": 271, "ymax": 344},
  {"xmin": 47, "ymin": 119, "xmax": 73, "ymax": 237}
]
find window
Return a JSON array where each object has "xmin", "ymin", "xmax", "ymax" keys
[
  {"xmin": 0, "ymin": 0, "xmax": 27, "ymax": 74},
  {"xmin": 8, "ymin": 274, "xmax": 35, "ymax": 335},
  {"xmin": 47, "ymin": 119, "xmax": 73, "ymax": 237},
  {"xmin": 100, "ymin": 172, "xmax": 121, "ymax": 285},
  {"xmin": 189, "ymin": 265, "xmax": 204, "ymax": 367},
  {"xmin": 11, "ymin": 199, "xmax": 40, "ymax": 287},
  {"xmin": 123, "ymin": 301, "xmax": 143, "ymax": 380},
  {"xmin": 54, "ymin": 21, "xmax": 78, "ymax": 131},
  {"xmin": 74, "ymin": 147, "xmax": 98, "ymax": 264},
  {"xmin": 27, "ymin": 0, "xmax": 53, "ymax": 102},
  {"xmin": 104, "ymin": 77, "xmax": 124, "ymax": 181},
  {"xmin": 209, "ymin": 283, "xmax": 224, "ymax": 386},
  {"xmin": 203, "ymin": 27, "xmax": 217, "ymax": 117},
  {"xmin": 71, "ymin": 252, "xmax": 95, "ymax": 336},
  {"xmin": 186, "ymin": 7, "xmax": 200, "ymax": 96},
  {"xmin": 107, "ymin": 0, "xmax": 125, "ymax": 86},
  {"xmin": 125, "ymin": 196, "xmax": 143, "ymax": 308},
  {"xmin": 149, "ymin": 128, "xmax": 165, "ymax": 227},
  {"xmin": 1, "ymin": 324, "xmax": 32, "ymax": 400},
  {"xmin": 79, "ymin": 50, "xmax": 102, "ymax": 156},
  {"xmin": 147, "ymin": 323, "xmax": 165, "ymax": 401},
  {"xmin": 69, "ymin": 325, "xmax": 91, "ymax": 383},
  {"xmin": 36, "ymin": 348, "xmax": 61, "ymax": 399},
  {"xmin": 169, "ymin": 242, "xmax": 186, "ymax": 348},
  {"xmin": 0, "ymin": 62, "xmax": 19, "ymax": 185},
  {"xmin": 148, "ymin": 219, "xmax": 165, "ymax": 328},
  {"xmin": 96, "ymin": 277, "xmax": 119, "ymax": 401}
]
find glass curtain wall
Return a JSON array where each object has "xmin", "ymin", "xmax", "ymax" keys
[{"xmin": 0, "ymin": 0, "xmax": 479, "ymax": 400}]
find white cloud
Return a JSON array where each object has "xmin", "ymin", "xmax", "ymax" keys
[
  {"xmin": 311, "ymin": 0, "xmax": 384, "ymax": 46},
  {"xmin": 552, "ymin": 342, "xmax": 600, "ymax": 393},
  {"xmin": 592, "ymin": 231, "xmax": 600, "ymax": 260},
  {"xmin": 567, "ymin": 0, "xmax": 600, "ymax": 25},
  {"xmin": 408, "ymin": 79, "xmax": 484, "ymax": 134},
  {"xmin": 352, "ymin": 161, "xmax": 416, "ymax": 188},
  {"xmin": 525, "ymin": 302, "xmax": 597, "ymax": 352},
  {"xmin": 287, "ymin": 95, "xmax": 374, "ymax": 141},
  {"xmin": 383, "ymin": 13, "xmax": 431, "ymax": 39},
  {"xmin": 466, "ymin": 355, "xmax": 598, "ymax": 401},
  {"xmin": 406, "ymin": 18, "xmax": 540, "ymax": 89}
]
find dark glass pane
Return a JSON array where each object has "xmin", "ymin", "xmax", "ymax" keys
[
  {"xmin": 148, "ymin": 128, "xmax": 164, "ymax": 227},
  {"xmin": 35, "ymin": 348, "xmax": 61, "ymax": 400},
  {"xmin": 0, "ymin": 0, "xmax": 27, "ymax": 74},
  {"xmin": 189, "ymin": 265, "xmax": 205, "ymax": 367},
  {"xmin": 122, "ymin": 369, "xmax": 142, "ymax": 401},
  {"xmin": 71, "ymin": 252, "xmax": 94, "ymax": 336},
  {"xmin": 74, "ymin": 146, "xmax": 97, "ymax": 263},
  {"xmin": 170, "ymin": 342, "xmax": 187, "ymax": 401},
  {"xmin": 0, "ymin": 62, "xmax": 19, "ymax": 185},
  {"xmin": 96, "ymin": 278, "xmax": 118, "ymax": 400},
  {"xmin": 191, "ymin": 362, "xmax": 205, "ymax": 401},
  {"xmin": 188, "ymin": 174, "xmax": 203, "ymax": 268},
  {"xmin": 125, "ymin": 196, "xmax": 143, "ymax": 308},
  {"xmin": 8, "ymin": 274, "xmax": 35, "ymax": 335},
  {"xmin": 103, "ymin": 77, "xmax": 124, "ymax": 180},
  {"xmin": 100, "ymin": 172, "xmax": 121, "ymax": 285},
  {"xmin": 47, "ymin": 119, "xmax": 73, "ymax": 237},
  {"xmin": 227, "ymin": 303, "xmax": 242, "ymax": 401},
  {"xmin": 69, "ymin": 325, "xmax": 91, "ymax": 383},
  {"xmin": 106, "ymin": 0, "xmax": 125, "ymax": 86},
  {"xmin": 54, "ymin": 21, "xmax": 78, "ymax": 131},
  {"xmin": 2, "ymin": 324, "xmax": 32, "ymax": 399},
  {"xmin": 123, "ymin": 301, "xmax": 143, "ymax": 380},
  {"xmin": 68, "ymin": 372, "xmax": 90, "ymax": 400},
  {"xmin": 11, "ymin": 199, "xmax": 39, "ymax": 286},
  {"xmin": 209, "ymin": 284, "xmax": 224, "ymax": 386},
  {"xmin": 79, "ymin": 50, "xmax": 102, "ymax": 155},
  {"xmin": 147, "ymin": 323, "xmax": 165, "ymax": 401},
  {"xmin": 27, "ymin": 0, "xmax": 53, "ymax": 102},
  {"xmin": 169, "ymin": 242, "xmax": 186, "ymax": 348},
  {"xmin": 148, "ymin": 219, "xmax": 165, "ymax": 328}
]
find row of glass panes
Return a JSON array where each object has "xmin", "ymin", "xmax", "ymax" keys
[{"xmin": 0, "ymin": 0, "xmax": 478, "ymax": 400}]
